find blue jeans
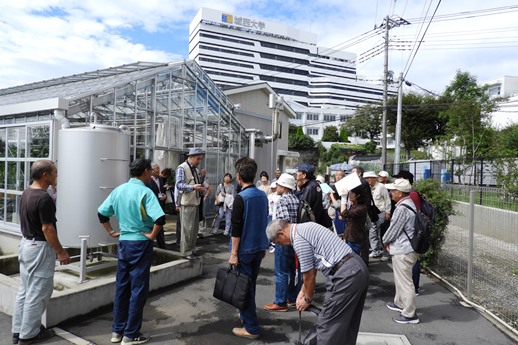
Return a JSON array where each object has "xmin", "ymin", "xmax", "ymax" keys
[
  {"xmin": 212, "ymin": 206, "xmax": 231, "ymax": 232},
  {"xmin": 113, "ymin": 240, "xmax": 153, "ymax": 338},
  {"xmin": 274, "ymin": 245, "xmax": 302, "ymax": 305},
  {"xmin": 237, "ymin": 251, "xmax": 264, "ymax": 335}
]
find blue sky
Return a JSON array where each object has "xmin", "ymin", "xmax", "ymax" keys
[{"xmin": 1, "ymin": 0, "xmax": 517, "ymax": 94}]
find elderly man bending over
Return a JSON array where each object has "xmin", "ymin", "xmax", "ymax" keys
[{"xmin": 266, "ymin": 220, "xmax": 369, "ymax": 345}]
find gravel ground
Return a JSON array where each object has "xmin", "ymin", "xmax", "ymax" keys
[{"xmin": 433, "ymin": 225, "xmax": 518, "ymax": 330}]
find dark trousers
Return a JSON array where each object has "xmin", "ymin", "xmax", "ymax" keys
[
  {"xmin": 317, "ymin": 254, "xmax": 369, "ymax": 345},
  {"xmin": 155, "ymin": 229, "xmax": 167, "ymax": 249},
  {"xmin": 237, "ymin": 251, "xmax": 263, "ymax": 335},
  {"xmin": 112, "ymin": 240, "xmax": 153, "ymax": 338},
  {"xmin": 175, "ymin": 212, "xmax": 181, "ymax": 245}
]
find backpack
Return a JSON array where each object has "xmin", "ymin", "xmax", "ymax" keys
[
  {"xmin": 400, "ymin": 202, "xmax": 434, "ymax": 254},
  {"xmin": 418, "ymin": 193, "xmax": 436, "ymax": 223},
  {"xmin": 297, "ymin": 199, "xmax": 316, "ymax": 223}
]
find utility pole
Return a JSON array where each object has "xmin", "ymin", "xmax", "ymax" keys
[
  {"xmin": 394, "ymin": 72, "xmax": 404, "ymax": 175},
  {"xmin": 379, "ymin": 16, "xmax": 410, "ymax": 168},
  {"xmin": 381, "ymin": 15, "xmax": 389, "ymax": 168}
]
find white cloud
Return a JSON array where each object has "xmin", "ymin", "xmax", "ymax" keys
[{"xmin": 0, "ymin": 0, "xmax": 517, "ymax": 95}]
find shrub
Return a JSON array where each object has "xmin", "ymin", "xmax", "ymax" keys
[{"xmin": 413, "ymin": 179, "xmax": 456, "ymax": 268}]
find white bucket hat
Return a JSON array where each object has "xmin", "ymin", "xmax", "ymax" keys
[
  {"xmin": 275, "ymin": 173, "xmax": 296, "ymax": 190},
  {"xmin": 363, "ymin": 171, "xmax": 377, "ymax": 178},
  {"xmin": 385, "ymin": 178, "xmax": 412, "ymax": 193}
]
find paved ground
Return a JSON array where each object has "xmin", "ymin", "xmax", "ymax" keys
[{"xmin": 1, "ymin": 220, "xmax": 516, "ymax": 345}]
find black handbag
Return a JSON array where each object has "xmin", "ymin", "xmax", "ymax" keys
[
  {"xmin": 213, "ymin": 265, "xmax": 252, "ymax": 310},
  {"xmin": 368, "ymin": 199, "xmax": 381, "ymax": 222}
]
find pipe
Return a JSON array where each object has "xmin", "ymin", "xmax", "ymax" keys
[
  {"xmin": 263, "ymin": 107, "xmax": 279, "ymax": 142},
  {"xmin": 54, "ymin": 109, "xmax": 69, "ymax": 129},
  {"xmin": 264, "ymin": 95, "xmax": 282, "ymax": 142},
  {"xmin": 428, "ymin": 269, "xmax": 518, "ymax": 341},
  {"xmin": 245, "ymin": 129, "xmax": 258, "ymax": 159}
]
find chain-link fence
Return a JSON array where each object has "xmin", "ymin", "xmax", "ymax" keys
[{"xmin": 432, "ymin": 184, "xmax": 518, "ymax": 332}]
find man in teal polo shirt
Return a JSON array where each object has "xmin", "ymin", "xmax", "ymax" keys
[{"xmin": 98, "ymin": 159, "xmax": 165, "ymax": 345}]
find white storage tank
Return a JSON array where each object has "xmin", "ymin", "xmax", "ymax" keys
[{"xmin": 56, "ymin": 125, "xmax": 130, "ymax": 248}]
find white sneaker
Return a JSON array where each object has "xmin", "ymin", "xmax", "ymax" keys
[{"xmin": 223, "ymin": 230, "xmax": 229, "ymax": 236}]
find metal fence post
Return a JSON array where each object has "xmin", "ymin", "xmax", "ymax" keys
[{"xmin": 467, "ymin": 190, "xmax": 475, "ymax": 300}]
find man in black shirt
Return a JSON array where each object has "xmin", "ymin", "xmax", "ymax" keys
[
  {"xmin": 12, "ymin": 160, "xmax": 70, "ymax": 345},
  {"xmin": 294, "ymin": 163, "xmax": 332, "ymax": 228}
]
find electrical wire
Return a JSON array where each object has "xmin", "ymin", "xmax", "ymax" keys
[{"xmin": 403, "ymin": 0, "xmax": 442, "ymax": 80}]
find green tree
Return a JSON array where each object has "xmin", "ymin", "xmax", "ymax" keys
[
  {"xmin": 386, "ymin": 92, "xmax": 446, "ymax": 159},
  {"xmin": 343, "ymin": 105, "xmax": 382, "ymax": 140},
  {"xmin": 321, "ymin": 125, "xmax": 339, "ymax": 142},
  {"xmin": 339, "ymin": 127, "xmax": 349, "ymax": 142},
  {"xmin": 288, "ymin": 126, "xmax": 315, "ymax": 149},
  {"xmin": 492, "ymin": 124, "xmax": 518, "ymax": 199},
  {"xmin": 496, "ymin": 124, "xmax": 518, "ymax": 154},
  {"xmin": 363, "ymin": 140, "xmax": 377, "ymax": 154},
  {"xmin": 440, "ymin": 70, "xmax": 500, "ymax": 159}
]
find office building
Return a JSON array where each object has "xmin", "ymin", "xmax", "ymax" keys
[{"xmin": 189, "ymin": 7, "xmax": 393, "ymax": 141}]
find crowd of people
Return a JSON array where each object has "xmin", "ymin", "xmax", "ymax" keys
[{"xmin": 12, "ymin": 154, "xmax": 424, "ymax": 345}]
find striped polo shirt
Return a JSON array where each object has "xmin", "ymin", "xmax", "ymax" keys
[{"xmin": 290, "ymin": 222, "xmax": 353, "ymax": 277}]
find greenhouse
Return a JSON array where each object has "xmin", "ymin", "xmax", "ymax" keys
[{"xmin": 0, "ymin": 60, "xmax": 248, "ymax": 240}]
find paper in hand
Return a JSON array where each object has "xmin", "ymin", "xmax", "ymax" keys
[{"xmin": 334, "ymin": 173, "xmax": 362, "ymax": 196}]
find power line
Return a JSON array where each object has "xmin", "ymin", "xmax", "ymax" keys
[{"xmin": 403, "ymin": 0, "xmax": 442, "ymax": 80}]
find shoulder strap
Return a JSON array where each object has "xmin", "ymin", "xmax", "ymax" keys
[
  {"xmin": 400, "ymin": 203, "xmax": 416, "ymax": 214},
  {"xmin": 400, "ymin": 203, "xmax": 416, "ymax": 241}
]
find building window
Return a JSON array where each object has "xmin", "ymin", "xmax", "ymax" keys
[
  {"xmin": 306, "ymin": 113, "xmax": 319, "ymax": 121},
  {"xmin": 295, "ymin": 113, "xmax": 303, "ymax": 120},
  {"xmin": 278, "ymin": 122, "xmax": 282, "ymax": 139},
  {"xmin": 306, "ymin": 127, "xmax": 319, "ymax": 135},
  {"xmin": 323, "ymin": 115, "xmax": 336, "ymax": 122},
  {"xmin": 0, "ymin": 123, "xmax": 52, "ymax": 226},
  {"xmin": 340, "ymin": 115, "xmax": 351, "ymax": 122},
  {"xmin": 488, "ymin": 86, "xmax": 501, "ymax": 97}
]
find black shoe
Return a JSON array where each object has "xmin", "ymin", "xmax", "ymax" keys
[
  {"xmin": 12, "ymin": 333, "xmax": 19, "ymax": 344},
  {"xmin": 183, "ymin": 254, "xmax": 197, "ymax": 261},
  {"xmin": 19, "ymin": 329, "xmax": 55, "ymax": 344},
  {"xmin": 192, "ymin": 251, "xmax": 202, "ymax": 257}
]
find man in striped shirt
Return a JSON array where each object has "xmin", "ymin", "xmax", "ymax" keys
[
  {"xmin": 266, "ymin": 220, "xmax": 369, "ymax": 345},
  {"xmin": 264, "ymin": 174, "xmax": 301, "ymax": 312}
]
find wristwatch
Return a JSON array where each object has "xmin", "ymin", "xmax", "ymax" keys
[{"xmin": 303, "ymin": 295, "xmax": 312, "ymax": 303}]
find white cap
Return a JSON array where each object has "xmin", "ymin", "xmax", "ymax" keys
[
  {"xmin": 378, "ymin": 170, "xmax": 389, "ymax": 178},
  {"xmin": 276, "ymin": 173, "xmax": 296, "ymax": 190},
  {"xmin": 316, "ymin": 175, "xmax": 325, "ymax": 184},
  {"xmin": 385, "ymin": 178, "xmax": 412, "ymax": 193},
  {"xmin": 363, "ymin": 171, "xmax": 377, "ymax": 178},
  {"xmin": 270, "ymin": 182, "xmax": 277, "ymax": 188}
]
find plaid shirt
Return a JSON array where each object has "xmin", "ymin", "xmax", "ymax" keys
[
  {"xmin": 382, "ymin": 197, "xmax": 416, "ymax": 255},
  {"xmin": 274, "ymin": 192, "xmax": 299, "ymax": 223},
  {"xmin": 175, "ymin": 165, "xmax": 195, "ymax": 192}
]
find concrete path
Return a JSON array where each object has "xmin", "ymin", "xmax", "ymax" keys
[{"xmin": 1, "ymin": 231, "xmax": 516, "ymax": 345}]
